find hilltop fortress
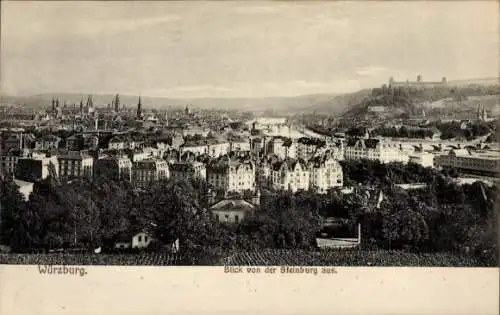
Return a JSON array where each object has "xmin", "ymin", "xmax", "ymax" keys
[{"xmin": 389, "ymin": 75, "xmax": 448, "ymax": 88}]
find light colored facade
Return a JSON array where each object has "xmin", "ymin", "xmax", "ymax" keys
[
  {"xmin": 207, "ymin": 159, "xmax": 256, "ymax": 193},
  {"xmin": 210, "ymin": 199, "xmax": 255, "ymax": 224},
  {"xmin": 268, "ymin": 138, "xmax": 287, "ymax": 159},
  {"xmin": 271, "ymin": 158, "xmax": 310, "ymax": 192},
  {"xmin": 13, "ymin": 179, "xmax": 34, "ymax": 201},
  {"xmin": 230, "ymin": 140, "xmax": 251, "ymax": 152},
  {"xmin": 169, "ymin": 161, "xmax": 207, "ymax": 181},
  {"xmin": 208, "ymin": 141, "xmax": 231, "ymax": 158},
  {"xmin": 344, "ymin": 138, "xmax": 408, "ymax": 164},
  {"xmin": 435, "ymin": 149, "xmax": 500, "ymax": 174},
  {"xmin": 296, "ymin": 139, "xmax": 320, "ymax": 161},
  {"xmin": 132, "ymin": 159, "xmax": 169, "ymax": 185},
  {"xmin": 408, "ymin": 152, "xmax": 435, "ymax": 168},
  {"xmin": 251, "ymin": 117, "xmax": 287, "ymax": 130},
  {"xmin": 57, "ymin": 153, "xmax": 94, "ymax": 180},
  {"xmin": 114, "ymin": 232, "xmax": 152, "ymax": 249},
  {"xmin": 309, "ymin": 156, "xmax": 343, "ymax": 193},
  {"xmin": 181, "ymin": 143, "xmax": 208, "ymax": 156}
]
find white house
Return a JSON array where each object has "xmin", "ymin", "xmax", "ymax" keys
[
  {"xmin": 114, "ymin": 231, "xmax": 153, "ymax": 249},
  {"xmin": 344, "ymin": 138, "xmax": 408, "ymax": 164}
]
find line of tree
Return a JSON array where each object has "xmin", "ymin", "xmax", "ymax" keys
[
  {"xmin": 1, "ymin": 158, "xmax": 497, "ymax": 266},
  {"xmin": 371, "ymin": 126, "xmax": 435, "ymax": 139},
  {"xmin": 435, "ymin": 121, "xmax": 492, "ymax": 140}
]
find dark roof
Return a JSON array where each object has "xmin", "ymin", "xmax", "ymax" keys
[
  {"xmin": 209, "ymin": 199, "xmax": 255, "ymax": 211},
  {"xmin": 109, "ymin": 136, "xmax": 124, "ymax": 143},
  {"xmin": 169, "ymin": 161, "xmax": 202, "ymax": 172},
  {"xmin": 134, "ymin": 159, "xmax": 167, "ymax": 170},
  {"xmin": 271, "ymin": 158, "xmax": 308, "ymax": 172}
]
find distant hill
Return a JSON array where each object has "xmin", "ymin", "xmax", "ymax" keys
[
  {"xmin": 0, "ymin": 93, "xmax": 347, "ymax": 115},
  {"xmin": 1, "ymin": 77, "xmax": 498, "ymax": 117},
  {"xmin": 340, "ymin": 83, "xmax": 500, "ymax": 120},
  {"xmin": 449, "ymin": 77, "xmax": 499, "ymax": 86}
]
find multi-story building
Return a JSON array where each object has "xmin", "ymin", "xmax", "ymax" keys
[
  {"xmin": 34, "ymin": 135, "xmax": 61, "ymax": 151},
  {"xmin": 181, "ymin": 142, "xmax": 208, "ymax": 156},
  {"xmin": 408, "ymin": 152, "xmax": 435, "ymax": 168},
  {"xmin": 230, "ymin": 139, "xmax": 251, "ymax": 152},
  {"xmin": 388, "ymin": 75, "xmax": 447, "ymax": 89},
  {"xmin": 268, "ymin": 137, "xmax": 288, "ymax": 159},
  {"xmin": 84, "ymin": 134, "xmax": 99, "ymax": 150},
  {"xmin": 163, "ymin": 133, "xmax": 184, "ymax": 150},
  {"xmin": 296, "ymin": 137, "xmax": 324, "ymax": 160},
  {"xmin": 108, "ymin": 136, "xmax": 125, "ymax": 150},
  {"xmin": 66, "ymin": 134, "xmax": 84, "ymax": 151},
  {"xmin": 344, "ymin": 138, "xmax": 408, "ymax": 164},
  {"xmin": 132, "ymin": 159, "xmax": 169, "ymax": 186},
  {"xmin": 250, "ymin": 136, "xmax": 264, "ymax": 153},
  {"xmin": 57, "ymin": 152, "xmax": 94, "ymax": 180},
  {"xmin": 181, "ymin": 140, "xmax": 231, "ymax": 158},
  {"xmin": 309, "ymin": 155, "xmax": 343, "ymax": 193},
  {"xmin": 208, "ymin": 141, "xmax": 231, "ymax": 158},
  {"xmin": 15, "ymin": 153, "xmax": 59, "ymax": 182},
  {"xmin": 66, "ymin": 134, "xmax": 98, "ymax": 151},
  {"xmin": 2, "ymin": 134, "xmax": 23, "ymax": 151},
  {"xmin": 0, "ymin": 149, "xmax": 30, "ymax": 178},
  {"xmin": 169, "ymin": 161, "xmax": 206, "ymax": 181},
  {"xmin": 270, "ymin": 158, "xmax": 310, "ymax": 192},
  {"xmin": 435, "ymin": 149, "xmax": 500, "ymax": 175},
  {"xmin": 323, "ymin": 139, "xmax": 344, "ymax": 160},
  {"xmin": 206, "ymin": 157, "xmax": 256, "ymax": 194},
  {"xmin": 94, "ymin": 155, "xmax": 132, "ymax": 181}
]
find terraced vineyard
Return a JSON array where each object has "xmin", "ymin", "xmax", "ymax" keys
[
  {"xmin": 219, "ymin": 249, "xmax": 483, "ymax": 267},
  {"xmin": 0, "ymin": 252, "xmax": 180, "ymax": 266},
  {"xmin": 0, "ymin": 250, "xmax": 485, "ymax": 267}
]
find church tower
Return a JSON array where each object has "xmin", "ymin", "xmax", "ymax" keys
[
  {"xmin": 86, "ymin": 95, "xmax": 94, "ymax": 114},
  {"xmin": 113, "ymin": 94, "xmax": 120, "ymax": 112},
  {"xmin": 79, "ymin": 98, "xmax": 84, "ymax": 115},
  {"xmin": 137, "ymin": 96, "xmax": 143, "ymax": 119}
]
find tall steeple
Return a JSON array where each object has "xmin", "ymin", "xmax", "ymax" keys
[
  {"xmin": 137, "ymin": 95, "xmax": 143, "ymax": 119},
  {"xmin": 114, "ymin": 94, "xmax": 120, "ymax": 112},
  {"xmin": 51, "ymin": 98, "xmax": 56, "ymax": 111},
  {"xmin": 79, "ymin": 98, "xmax": 84, "ymax": 114}
]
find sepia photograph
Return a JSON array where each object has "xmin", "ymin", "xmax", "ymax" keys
[{"xmin": 0, "ymin": 0, "xmax": 498, "ymax": 272}]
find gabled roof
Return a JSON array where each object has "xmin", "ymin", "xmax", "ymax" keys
[
  {"xmin": 271, "ymin": 158, "xmax": 308, "ymax": 172},
  {"xmin": 209, "ymin": 199, "xmax": 255, "ymax": 211},
  {"xmin": 109, "ymin": 135, "xmax": 124, "ymax": 143}
]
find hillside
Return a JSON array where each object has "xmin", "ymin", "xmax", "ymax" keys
[
  {"xmin": 340, "ymin": 84, "xmax": 500, "ymax": 119},
  {"xmin": 1, "ymin": 78, "xmax": 498, "ymax": 117}
]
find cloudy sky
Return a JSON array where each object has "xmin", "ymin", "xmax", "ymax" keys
[{"xmin": 1, "ymin": 1, "xmax": 498, "ymax": 98}]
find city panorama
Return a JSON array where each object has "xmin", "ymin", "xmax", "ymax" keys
[{"xmin": 0, "ymin": 1, "xmax": 498, "ymax": 267}]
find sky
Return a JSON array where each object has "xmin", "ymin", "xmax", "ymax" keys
[{"xmin": 1, "ymin": 1, "xmax": 498, "ymax": 98}]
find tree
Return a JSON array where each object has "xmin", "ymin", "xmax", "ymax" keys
[{"xmin": 0, "ymin": 178, "xmax": 27, "ymax": 247}]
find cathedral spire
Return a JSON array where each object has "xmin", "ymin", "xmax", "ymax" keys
[{"xmin": 137, "ymin": 95, "xmax": 143, "ymax": 119}]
